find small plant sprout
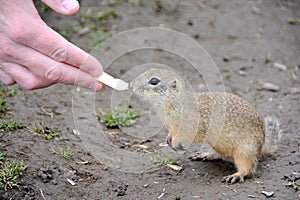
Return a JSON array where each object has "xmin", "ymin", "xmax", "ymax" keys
[
  {"xmin": 0, "ymin": 99, "xmax": 8, "ymax": 114},
  {"xmin": 96, "ymin": 108, "xmax": 139, "ymax": 128},
  {"xmin": 93, "ymin": 31, "xmax": 113, "ymax": 46},
  {"xmin": 0, "ymin": 119, "xmax": 26, "ymax": 131},
  {"xmin": 286, "ymin": 181, "xmax": 300, "ymax": 191},
  {"xmin": 127, "ymin": 0, "xmax": 143, "ymax": 6},
  {"xmin": 114, "ymin": 0, "xmax": 143, "ymax": 6},
  {"xmin": 156, "ymin": 0, "xmax": 164, "ymax": 10},
  {"xmin": 96, "ymin": 159, "xmax": 109, "ymax": 171},
  {"xmin": 0, "ymin": 85, "xmax": 17, "ymax": 98},
  {"xmin": 264, "ymin": 54, "xmax": 271, "ymax": 64},
  {"xmin": 35, "ymin": 1, "xmax": 51, "ymax": 13},
  {"xmin": 82, "ymin": 10, "xmax": 117, "ymax": 22},
  {"xmin": 151, "ymin": 155, "xmax": 179, "ymax": 165},
  {"xmin": 0, "ymin": 154, "xmax": 28, "ymax": 190},
  {"xmin": 50, "ymin": 147, "xmax": 74, "ymax": 159},
  {"xmin": 287, "ymin": 18, "xmax": 300, "ymax": 25},
  {"xmin": 28, "ymin": 122, "xmax": 60, "ymax": 140},
  {"xmin": 97, "ymin": 10, "xmax": 117, "ymax": 21}
]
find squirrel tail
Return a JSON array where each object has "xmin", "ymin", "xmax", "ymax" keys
[{"xmin": 261, "ymin": 117, "xmax": 283, "ymax": 155}]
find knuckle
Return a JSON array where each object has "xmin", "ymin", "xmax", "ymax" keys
[
  {"xmin": 10, "ymin": 25, "xmax": 32, "ymax": 42},
  {"xmin": 45, "ymin": 67, "xmax": 63, "ymax": 82},
  {"xmin": 1, "ymin": 45, "xmax": 16, "ymax": 58},
  {"xmin": 49, "ymin": 45, "xmax": 68, "ymax": 62},
  {"xmin": 9, "ymin": 19, "xmax": 45, "ymax": 43}
]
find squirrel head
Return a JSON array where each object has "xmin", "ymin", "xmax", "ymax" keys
[{"xmin": 130, "ymin": 68, "xmax": 186, "ymax": 104}]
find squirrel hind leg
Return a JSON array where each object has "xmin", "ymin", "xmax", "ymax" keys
[{"xmin": 222, "ymin": 151, "xmax": 258, "ymax": 184}]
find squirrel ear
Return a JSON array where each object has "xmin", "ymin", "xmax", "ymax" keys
[{"xmin": 171, "ymin": 80, "xmax": 177, "ymax": 89}]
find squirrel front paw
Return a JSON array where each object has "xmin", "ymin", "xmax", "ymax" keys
[{"xmin": 166, "ymin": 134, "xmax": 184, "ymax": 151}]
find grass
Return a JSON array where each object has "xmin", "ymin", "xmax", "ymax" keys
[
  {"xmin": 37, "ymin": 2, "xmax": 118, "ymax": 48},
  {"xmin": 264, "ymin": 54, "xmax": 271, "ymax": 64},
  {"xmin": 52, "ymin": 27, "xmax": 73, "ymax": 40},
  {"xmin": 50, "ymin": 147, "xmax": 74, "ymax": 159},
  {"xmin": 96, "ymin": 159, "xmax": 109, "ymax": 171},
  {"xmin": 0, "ymin": 119, "xmax": 26, "ymax": 131},
  {"xmin": 0, "ymin": 85, "xmax": 17, "ymax": 115},
  {"xmin": 151, "ymin": 155, "xmax": 179, "ymax": 165},
  {"xmin": 114, "ymin": 0, "xmax": 143, "ymax": 6},
  {"xmin": 286, "ymin": 181, "xmax": 300, "ymax": 191},
  {"xmin": 156, "ymin": 0, "xmax": 164, "ymax": 10},
  {"xmin": 0, "ymin": 153, "xmax": 28, "ymax": 190},
  {"xmin": 83, "ymin": 10, "xmax": 117, "ymax": 22},
  {"xmin": 79, "ymin": 9, "xmax": 115, "ymax": 48},
  {"xmin": 34, "ymin": 1, "xmax": 51, "ymax": 13},
  {"xmin": 28, "ymin": 122, "xmax": 60, "ymax": 140},
  {"xmin": 127, "ymin": 0, "xmax": 143, "ymax": 6},
  {"xmin": 252, "ymin": 92, "xmax": 262, "ymax": 104},
  {"xmin": 0, "ymin": 99, "xmax": 9, "ymax": 114},
  {"xmin": 287, "ymin": 18, "xmax": 300, "ymax": 25},
  {"xmin": 93, "ymin": 30, "xmax": 113, "ymax": 46},
  {"xmin": 0, "ymin": 85, "xmax": 17, "ymax": 98},
  {"xmin": 96, "ymin": 108, "xmax": 139, "ymax": 128}
]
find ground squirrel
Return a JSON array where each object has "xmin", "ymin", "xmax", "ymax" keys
[{"xmin": 131, "ymin": 68, "xmax": 282, "ymax": 183}]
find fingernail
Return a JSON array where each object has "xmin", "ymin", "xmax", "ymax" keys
[
  {"xmin": 62, "ymin": 0, "xmax": 79, "ymax": 11},
  {"xmin": 91, "ymin": 82, "xmax": 103, "ymax": 91}
]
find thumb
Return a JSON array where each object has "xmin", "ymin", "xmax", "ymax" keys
[{"xmin": 41, "ymin": 0, "xmax": 80, "ymax": 15}]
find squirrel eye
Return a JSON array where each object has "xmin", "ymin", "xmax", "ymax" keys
[{"xmin": 149, "ymin": 77, "xmax": 160, "ymax": 85}]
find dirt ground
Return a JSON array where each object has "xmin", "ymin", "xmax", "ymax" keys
[{"xmin": 0, "ymin": 0, "xmax": 299, "ymax": 199}]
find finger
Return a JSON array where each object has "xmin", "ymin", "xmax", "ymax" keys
[
  {"xmin": 41, "ymin": 0, "xmax": 80, "ymax": 15},
  {"xmin": 1, "ymin": 41, "xmax": 103, "ymax": 91},
  {"xmin": 39, "ymin": 27, "xmax": 103, "ymax": 77},
  {"xmin": 8, "ymin": 18, "xmax": 103, "ymax": 77},
  {"xmin": 0, "ymin": 68, "xmax": 16, "ymax": 85},
  {"xmin": 1, "ymin": 63, "xmax": 54, "ymax": 90}
]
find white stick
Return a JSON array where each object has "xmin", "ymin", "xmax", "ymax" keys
[{"xmin": 97, "ymin": 72, "xmax": 129, "ymax": 91}]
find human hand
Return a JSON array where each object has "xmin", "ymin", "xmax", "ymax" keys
[{"xmin": 0, "ymin": 0, "xmax": 103, "ymax": 91}]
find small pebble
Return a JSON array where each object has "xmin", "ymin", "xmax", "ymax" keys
[
  {"xmin": 67, "ymin": 178, "xmax": 76, "ymax": 186},
  {"xmin": 261, "ymin": 191, "xmax": 274, "ymax": 197},
  {"xmin": 261, "ymin": 83, "xmax": 280, "ymax": 91},
  {"xmin": 78, "ymin": 27, "xmax": 91, "ymax": 36},
  {"xmin": 251, "ymin": 6, "xmax": 261, "ymax": 15},
  {"xmin": 159, "ymin": 142, "xmax": 168, "ymax": 147},
  {"xmin": 290, "ymin": 87, "xmax": 300, "ymax": 94},
  {"xmin": 193, "ymin": 34, "xmax": 199, "ymax": 39},
  {"xmin": 272, "ymin": 63, "xmax": 287, "ymax": 71},
  {"xmin": 157, "ymin": 188, "xmax": 165, "ymax": 199},
  {"xmin": 167, "ymin": 164, "xmax": 183, "ymax": 171},
  {"xmin": 228, "ymin": 33, "xmax": 237, "ymax": 39},
  {"xmin": 238, "ymin": 70, "xmax": 247, "ymax": 76},
  {"xmin": 143, "ymin": 183, "xmax": 150, "ymax": 188},
  {"xmin": 223, "ymin": 56, "xmax": 230, "ymax": 62},
  {"xmin": 247, "ymin": 194, "xmax": 256, "ymax": 198},
  {"xmin": 73, "ymin": 129, "xmax": 80, "ymax": 135}
]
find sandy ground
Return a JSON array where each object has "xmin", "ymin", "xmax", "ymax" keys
[{"xmin": 0, "ymin": 0, "xmax": 299, "ymax": 199}]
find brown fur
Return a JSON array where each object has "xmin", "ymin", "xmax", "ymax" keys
[{"xmin": 131, "ymin": 68, "xmax": 280, "ymax": 183}]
